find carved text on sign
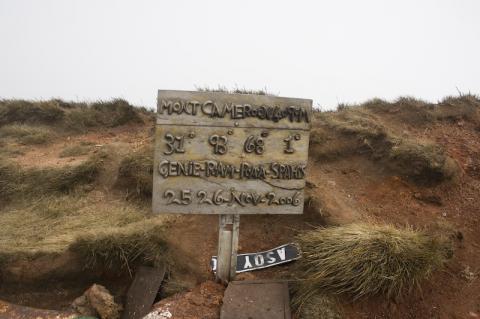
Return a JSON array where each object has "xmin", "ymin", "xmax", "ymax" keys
[
  {"xmin": 283, "ymin": 134, "xmax": 301, "ymax": 154},
  {"xmin": 244, "ymin": 135, "xmax": 265, "ymax": 155},
  {"xmin": 164, "ymin": 133, "xmax": 185, "ymax": 155},
  {"xmin": 159, "ymin": 100, "xmax": 310, "ymax": 123},
  {"xmin": 163, "ymin": 188, "xmax": 301, "ymax": 207},
  {"xmin": 162, "ymin": 131, "xmax": 305, "ymax": 156},
  {"xmin": 208, "ymin": 135, "xmax": 228, "ymax": 155},
  {"xmin": 157, "ymin": 160, "xmax": 306, "ymax": 180}
]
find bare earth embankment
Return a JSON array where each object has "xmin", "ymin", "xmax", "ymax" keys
[{"xmin": 0, "ymin": 95, "xmax": 479, "ymax": 318}]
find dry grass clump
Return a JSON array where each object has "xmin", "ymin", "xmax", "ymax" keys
[
  {"xmin": 441, "ymin": 93, "xmax": 479, "ymax": 106},
  {"xmin": 0, "ymin": 98, "xmax": 144, "ymax": 132},
  {"xmin": 318, "ymin": 109, "xmax": 387, "ymax": 141},
  {"xmin": 296, "ymin": 294, "xmax": 342, "ymax": 319},
  {"xmin": 69, "ymin": 221, "xmax": 167, "ymax": 272},
  {"xmin": 0, "ymin": 141, "xmax": 25, "ymax": 158},
  {"xmin": 65, "ymin": 99, "xmax": 143, "ymax": 131},
  {"xmin": 196, "ymin": 85, "xmax": 275, "ymax": 96},
  {"xmin": 116, "ymin": 145, "xmax": 153, "ymax": 200},
  {"xmin": 314, "ymin": 109, "xmax": 391, "ymax": 162},
  {"xmin": 0, "ymin": 196, "xmax": 171, "ymax": 285},
  {"xmin": 0, "ymin": 124, "xmax": 55, "ymax": 145},
  {"xmin": 293, "ymin": 223, "xmax": 451, "ymax": 304},
  {"xmin": 360, "ymin": 95, "xmax": 480, "ymax": 125},
  {"xmin": 435, "ymin": 94, "xmax": 480, "ymax": 123},
  {"xmin": 91, "ymin": 99, "xmax": 143, "ymax": 127},
  {"xmin": 59, "ymin": 144, "xmax": 92, "ymax": 158},
  {"xmin": 0, "ymin": 99, "xmax": 65, "ymax": 126},
  {"xmin": 34, "ymin": 156, "xmax": 102, "ymax": 193},
  {"xmin": 332, "ymin": 94, "xmax": 479, "ymax": 128},
  {"xmin": 388, "ymin": 139, "xmax": 458, "ymax": 183},
  {"xmin": 313, "ymin": 106, "xmax": 458, "ymax": 183},
  {"xmin": 0, "ymin": 154, "xmax": 103, "ymax": 204},
  {"xmin": 361, "ymin": 97, "xmax": 434, "ymax": 126},
  {"xmin": 0, "ymin": 195, "xmax": 157, "ymax": 256}
]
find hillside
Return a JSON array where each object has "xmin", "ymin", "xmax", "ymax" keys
[{"xmin": 0, "ymin": 96, "xmax": 479, "ymax": 318}]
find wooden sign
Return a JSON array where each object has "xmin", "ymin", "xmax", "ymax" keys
[{"xmin": 152, "ymin": 90, "xmax": 312, "ymax": 215}]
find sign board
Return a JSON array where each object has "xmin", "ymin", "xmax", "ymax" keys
[
  {"xmin": 211, "ymin": 243, "xmax": 300, "ymax": 273},
  {"xmin": 152, "ymin": 90, "xmax": 312, "ymax": 215}
]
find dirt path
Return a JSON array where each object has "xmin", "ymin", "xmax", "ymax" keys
[{"xmin": 13, "ymin": 123, "xmax": 151, "ymax": 169}]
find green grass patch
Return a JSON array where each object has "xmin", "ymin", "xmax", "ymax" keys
[{"xmin": 293, "ymin": 224, "xmax": 452, "ymax": 304}]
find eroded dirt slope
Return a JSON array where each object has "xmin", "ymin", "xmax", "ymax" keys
[{"xmin": 0, "ymin": 96, "xmax": 479, "ymax": 318}]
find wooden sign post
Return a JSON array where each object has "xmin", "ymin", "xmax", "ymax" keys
[
  {"xmin": 217, "ymin": 214, "xmax": 240, "ymax": 282},
  {"xmin": 152, "ymin": 90, "xmax": 312, "ymax": 283}
]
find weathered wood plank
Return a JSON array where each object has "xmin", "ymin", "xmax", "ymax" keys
[
  {"xmin": 152, "ymin": 90, "xmax": 312, "ymax": 215},
  {"xmin": 229, "ymin": 214, "xmax": 240, "ymax": 279},
  {"xmin": 217, "ymin": 215, "xmax": 234, "ymax": 283},
  {"xmin": 121, "ymin": 265, "xmax": 166, "ymax": 319}
]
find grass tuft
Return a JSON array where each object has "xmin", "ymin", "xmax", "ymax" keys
[
  {"xmin": 293, "ymin": 223, "xmax": 452, "ymax": 304},
  {"xmin": 0, "ymin": 100, "xmax": 65, "ymax": 126},
  {"xmin": 388, "ymin": 139, "xmax": 458, "ymax": 183},
  {"xmin": 0, "ymin": 98, "xmax": 144, "ymax": 133},
  {"xmin": 0, "ymin": 154, "xmax": 103, "ymax": 204},
  {"xmin": 435, "ymin": 94, "xmax": 480, "ymax": 123},
  {"xmin": 65, "ymin": 99, "xmax": 143, "ymax": 132},
  {"xmin": 0, "ymin": 196, "xmax": 156, "ymax": 256},
  {"xmin": 69, "ymin": 221, "xmax": 167, "ymax": 272},
  {"xmin": 319, "ymin": 109, "xmax": 387, "ymax": 140},
  {"xmin": 0, "ymin": 124, "xmax": 55, "ymax": 145},
  {"xmin": 196, "ymin": 85, "xmax": 275, "ymax": 96},
  {"xmin": 314, "ymin": 107, "xmax": 459, "ymax": 183},
  {"xmin": 116, "ymin": 145, "xmax": 153, "ymax": 200},
  {"xmin": 59, "ymin": 144, "xmax": 92, "ymax": 158},
  {"xmin": 296, "ymin": 294, "xmax": 341, "ymax": 319}
]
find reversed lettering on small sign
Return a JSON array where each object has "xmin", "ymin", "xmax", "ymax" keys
[
  {"xmin": 153, "ymin": 90, "xmax": 312, "ymax": 215},
  {"xmin": 211, "ymin": 243, "xmax": 300, "ymax": 273}
]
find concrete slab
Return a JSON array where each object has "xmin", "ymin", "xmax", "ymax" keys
[{"xmin": 220, "ymin": 280, "xmax": 291, "ymax": 319}]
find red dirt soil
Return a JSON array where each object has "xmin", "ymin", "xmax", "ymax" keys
[
  {"xmin": 163, "ymin": 119, "xmax": 480, "ymax": 318},
  {"xmin": 2, "ymin": 112, "xmax": 480, "ymax": 318}
]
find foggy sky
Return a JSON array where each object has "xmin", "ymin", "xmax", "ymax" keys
[{"xmin": 1, "ymin": 0, "xmax": 479, "ymax": 110}]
